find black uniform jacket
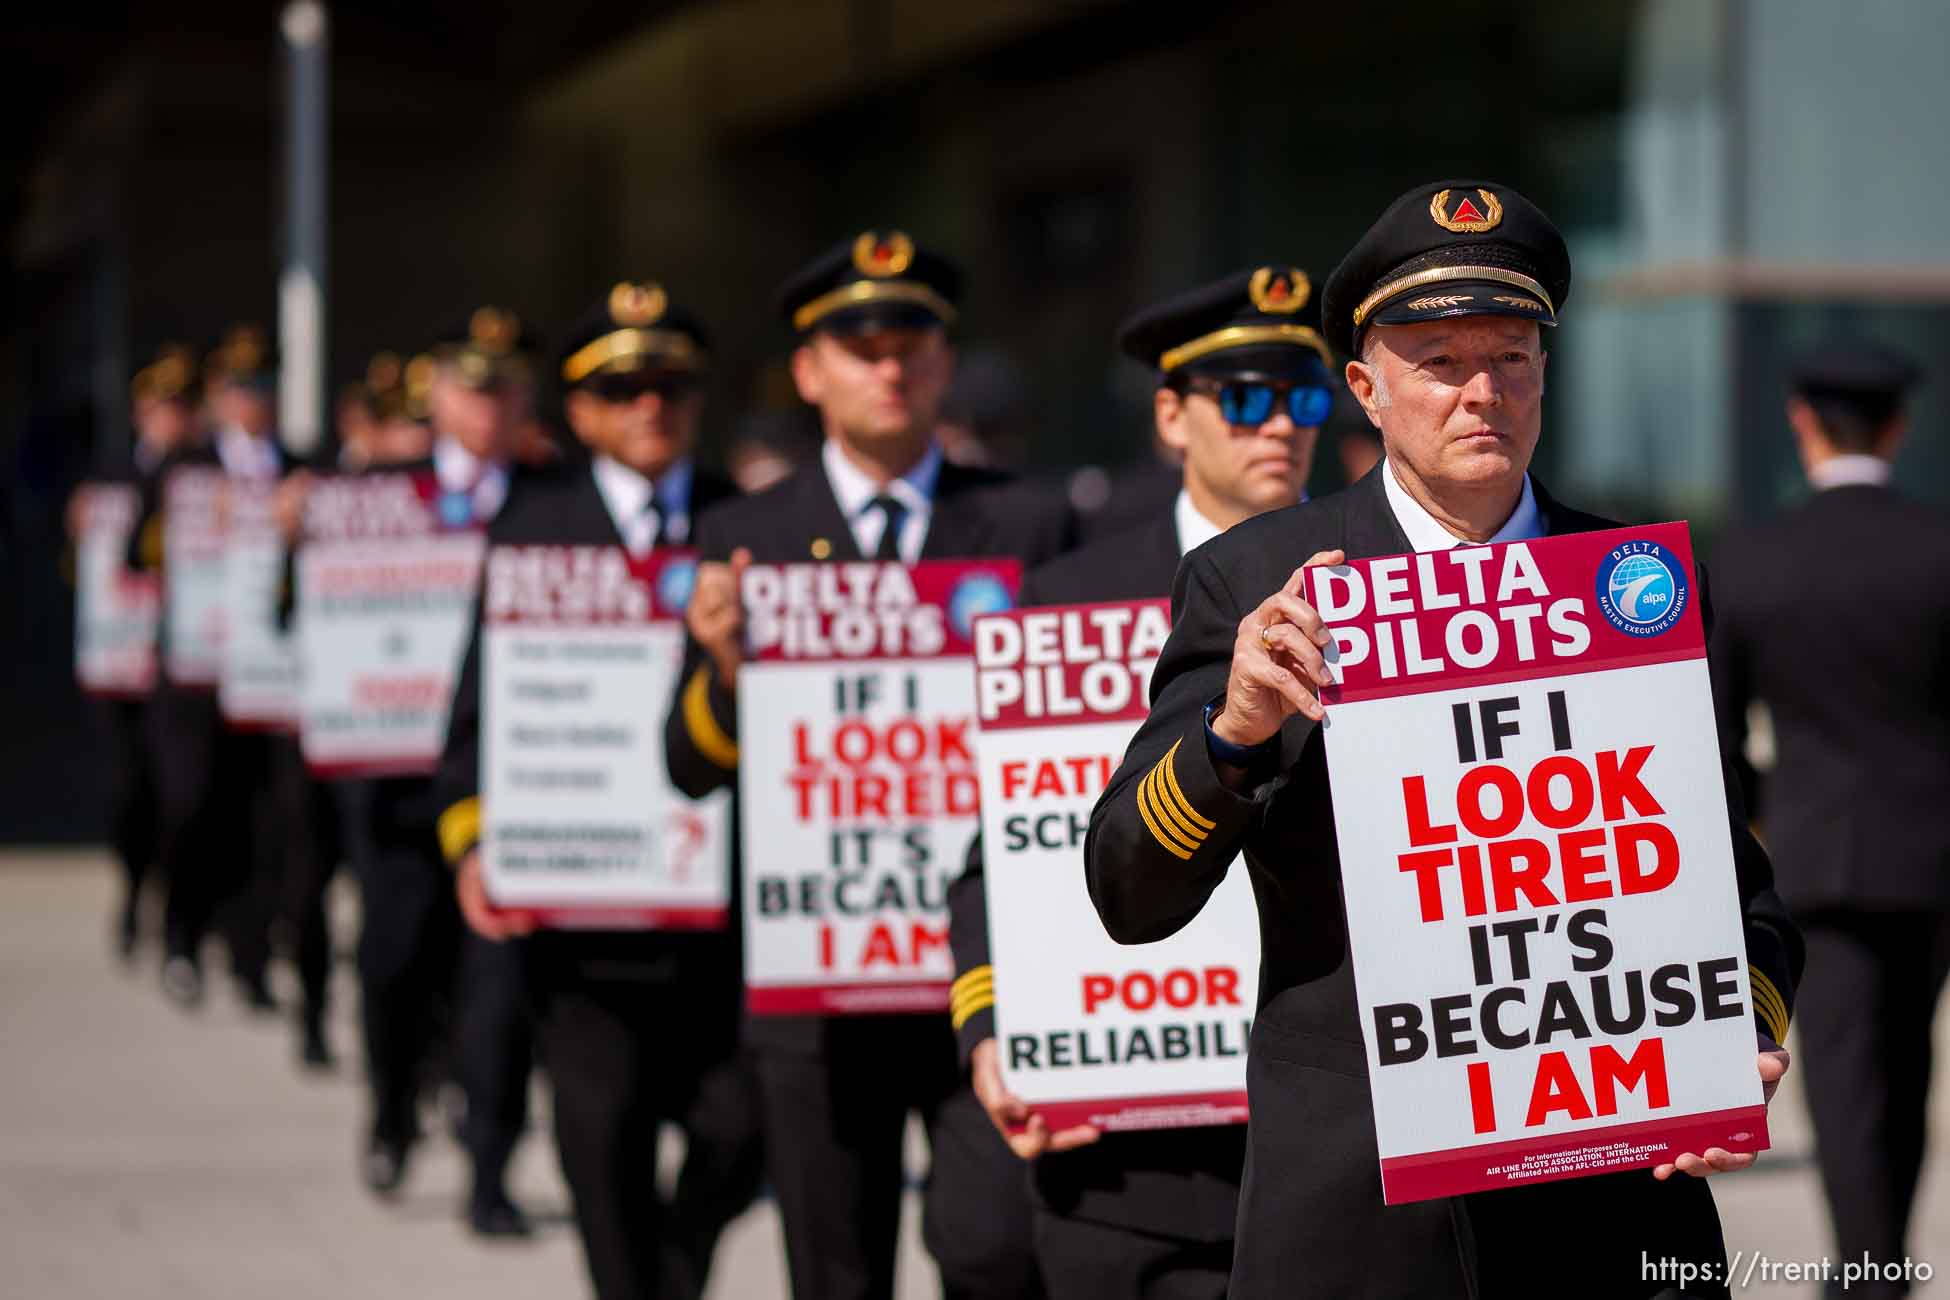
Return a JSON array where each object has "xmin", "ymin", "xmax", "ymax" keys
[
  {"xmin": 1711, "ymin": 481, "xmax": 1950, "ymax": 911},
  {"xmin": 662, "ymin": 453, "xmax": 1076, "ymax": 1054},
  {"xmin": 947, "ymin": 510, "xmax": 1246, "ymax": 1245},
  {"xmin": 435, "ymin": 458, "xmax": 739, "ymax": 982},
  {"xmin": 1085, "ymin": 465, "xmax": 1804, "ymax": 1299}
]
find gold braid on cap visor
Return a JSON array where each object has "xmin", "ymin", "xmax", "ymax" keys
[
  {"xmin": 1159, "ymin": 324, "xmax": 1333, "ymax": 374},
  {"xmin": 791, "ymin": 280, "xmax": 959, "ymax": 333},
  {"xmin": 1351, "ymin": 266, "xmax": 1556, "ymax": 329},
  {"xmin": 561, "ymin": 328, "xmax": 703, "ymax": 383}
]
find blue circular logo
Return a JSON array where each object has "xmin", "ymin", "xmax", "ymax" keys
[
  {"xmin": 657, "ymin": 558, "xmax": 698, "ymax": 615},
  {"xmin": 1595, "ymin": 540, "xmax": 1688, "ymax": 637},
  {"xmin": 436, "ymin": 490, "xmax": 474, "ymax": 529},
  {"xmin": 948, "ymin": 571, "xmax": 1014, "ymax": 640}
]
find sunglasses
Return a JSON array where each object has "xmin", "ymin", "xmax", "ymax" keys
[
  {"xmin": 587, "ymin": 372, "xmax": 697, "ymax": 404},
  {"xmin": 1184, "ymin": 378, "xmax": 1334, "ymax": 429}
]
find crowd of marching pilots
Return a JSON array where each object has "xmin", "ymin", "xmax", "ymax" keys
[{"xmin": 71, "ymin": 177, "xmax": 1950, "ymax": 1300}]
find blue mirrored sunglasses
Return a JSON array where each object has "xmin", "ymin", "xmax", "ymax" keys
[{"xmin": 1214, "ymin": 381, "xmax": 1335, "ymax": 429}]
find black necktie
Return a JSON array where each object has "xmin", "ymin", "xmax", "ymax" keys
[
  {"xmin": 869, "ymin": 495, "xmax": 907, "ymax": 562},
  {"xmin": 644, "ymin": 487, "xmax": 667, "ymax": 550}
]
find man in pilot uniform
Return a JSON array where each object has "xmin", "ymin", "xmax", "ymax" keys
[
  {"xmin": 663, "ymin": 231, "xmax": 1072, "ymax": 1299},
  {"xmin": 948, "ymin": 264, "xmax": 1333, "ymax": 1297},
  {"xmin": 1711, "ymin": 340, "xmax": 1948, "ymax": 1298},
  {"xmin": 439, "ymin": 281, "xmax": 760, "ymax": 1297},
  {"xmin": 1084, "ymin": 181, "xmax": 1804, "ymax": 1298}
]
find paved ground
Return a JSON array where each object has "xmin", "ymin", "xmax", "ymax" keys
[{"xmin": 1, "ymin": 850, "xmax": 1943, "ymax": 1297}]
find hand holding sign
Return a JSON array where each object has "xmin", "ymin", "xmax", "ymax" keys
[
  {"xmin": 1213, "ymin": 549, "xmax": 1344, "ymax": 745},
  {"xmin": 456, "ymin": 848, "xmax": 537, "ymax": 941},
  {"xmin": 971, "ymin": 1037, "xmax": 1101, "ymax": 1160},
  {"xmin": 1653, "ymin": 1035, "xmax": 1791, "ymax": 1181},
  {"xmin": 687, "ymin": 546, "xmax": 752, "ymax": 689}
]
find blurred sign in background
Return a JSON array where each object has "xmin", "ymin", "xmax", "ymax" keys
[{"xmin": 4, "ymin": 0, "xmax": 1948, "ymax": 841}]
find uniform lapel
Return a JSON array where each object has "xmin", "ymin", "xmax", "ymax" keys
[
  {"xmin": 919, "ymin": 462, "xmax": 991, "ymax": 560},
  {"xmin": 800, "ymin": 456, "xmax": 864, "ymax": 561},
  {"xmin": 1341, "ymin": 461, "xmax": 1413, "ymax": 560}
]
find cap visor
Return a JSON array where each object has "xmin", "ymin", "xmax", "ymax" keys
[
  {"xmin": 1368, "ymin": 279, "xmax": 1554, "ymax": 331},
  {"xmin": 814, "ymin": 302, "xmax": 948, "ymax": 337},
  {"xmin": 1178, "ymin": 345, "xmax": 1332, "ymax": 383}
]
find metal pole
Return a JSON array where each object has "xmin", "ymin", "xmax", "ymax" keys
[{"xmin": 279, "ymin": 1, "xmax": 328, "ymax": 457}]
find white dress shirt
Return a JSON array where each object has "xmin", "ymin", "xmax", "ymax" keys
[
  {"xmin": 821, "ymin": 438, "xmax": 942, "ymax": 564},
  {"xmin": 216, "ymin": 424, "xmax": 282, "ymax": 481},
  {"xmin": 1808, "ymin": 453, "xmax": 1892, "ymax": 491},
  {"xmin": 592, "ymin": 454, "xmax": 695, "ymax": 556},
  {"xmin": 1173, "ymin": 489, "xmax": 1227, "ymax": 556},
  {"xmin": 1380, "ymin": 457, "xmax": 1545, "ymax": 551},
  {"xmin": 433, "ymin": 434, "xmax": 510, "ymax": 522}
]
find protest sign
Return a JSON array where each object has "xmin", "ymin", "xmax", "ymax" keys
[
  {"xmin": 480, "ymin": 544, "xmax": 730, "ymax": 928},
  {"xmin": 218, "ymin": 480, "xmax": 300, "ymax": 729},
  {"xmin": 1308, "ymin": 522, "xmax": 1766, "ymax": 1202},
  {"xmin": 73, "ymin": 483, "xmax": 159, "ymax": 697},
  {"xmin": 737, "ymin": 559, "xmax": 1018, "ymax": 1015},
  {"xmin": 973, "ymin": 597, "xmax": 1257, "ymax": 1132},
  {"xmin": 296, "ymin": 471, "xmax": 484, "ymax": 776},
  {"xmin": 161, "ymin": 467, "xmax": 229, "ymax": 687}
]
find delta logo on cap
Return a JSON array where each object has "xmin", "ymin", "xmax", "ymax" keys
[
  {"xmin": 1429, "ymin": 187, "xmax": 1504, "ymax": 234},
  {"xmin": 1249, "ymin": 266, "xmax": 1311, "ymax": 315}
]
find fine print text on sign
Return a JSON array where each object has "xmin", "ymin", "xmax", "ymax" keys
[
  {"xmin": 161, "ymin": 467, "xmax": 230, "ymax": 687},
  {"xmin": 738, "ymin": 559, "xmax": 1019, "ymax": 1015},
  {"xmin": 974, "ymin": 598, "xmax": 1258, "ymax": 1132},
  {"xmin": 481, "ymin": 544, "xmax": 730, "ymax": 929},
  {"xmin": 296, "ymin": 472, "xmax": 485, "ymax": 777},
  {"xmin": 74, "ymin": 483, "xmax": 159, "ymax": 697},
  {"xmin": 1308, "ymin": 523, "xmax": 1766, "ymax": 1203},
  {"xmin": 218, "ymin": 481, "xmax": 300, "ymax": 731}
]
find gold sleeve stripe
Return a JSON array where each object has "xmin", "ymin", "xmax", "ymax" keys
[
  {"xmin": 437, "ymin": 796, "xmax": 482, "ymax": 867},
  {"xmin": 1156, "ymin": 740, "xmax": 1217, "ymax": 830},
  {"xmin": 1136, "ymin": 771, "xmax": 1198, "ymax": 860},
  {"xmin": 682, "ymin": 666, "xmax": 739, "ymax": 769},
  {"xmin": 950, "ymin": 981, "xmax": 993, "ymax": 1017},
  {"xmin": 951, "ymin": 989, "xmax": 995, "ymax": 1031},
  {"xmin": 1145, "ymin": 763, "xmax": 1208, "ymax": 849},
  {"xmin": 950, "ymin": 965, "xmax": 993, "ymax": 1001},
  {"xmin": 1750, "ymin": 969, "xmax": 1790, "ymax": 1044}
]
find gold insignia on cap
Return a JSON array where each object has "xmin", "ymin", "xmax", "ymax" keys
[
  {"xmin": 1249, "ymin": 267, "xmax": 1310, "ymax": 315},
  {"xmin": 852, "ymin": 231, "xmax": 915, "ymax": 279},
  {"xmin": 1429, "ymin": 188, "xmax": 1504, "ymax": 234},
  {"xmin": 1405, "ymin": 294, "xmax": 1474, "ymax": 311},
  {"xmin": 609, "ymin": 281, "xmax": 668, "ymax": 328},
  {"xmin": 469, "ymin": 306, "xmax": 519, "ymax": 354},
  {"xmin": 212, "ymin": 324, "xmax": 268, "ymax": 379},
  {"xmin": 366, "ymin": 352, "xmax": 403, "ymax": 390},
  {"xmin": 1491, "ymin": 295, "xmax": 1544, "ymax": 311}
]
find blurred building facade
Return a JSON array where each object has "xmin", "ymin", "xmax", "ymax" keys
[{"xmin": 5, "ymin": 0, "xmax": 1947, "ymax": 840}]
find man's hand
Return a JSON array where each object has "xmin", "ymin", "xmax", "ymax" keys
[
  {"xmin": 1210, "ymin": 549, "xmax": 1345, "ymax": 747},
  {"xmin": 1653, "ymin": 1033, "xmax": 1791, "ymax": 1181},
  {"xmin": 971, "ymin": 1037, "xmax": 1100, "ymax": 1160},
  {"xmin": 455, "ymin": 848, "xmax": 536, "ymax": 941},
  {"xmin": 686, "ymin": 546, "xmax": 753, "ymax": 689}
]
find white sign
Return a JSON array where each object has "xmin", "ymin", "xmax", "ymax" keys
[
  {"xmin": 74, "ymin": 483, "xmax": 159, "ymax": 696},
  {"xmin": 973, "ymin": 598, "xmax": 1257, "ymax": 1132},
  {"xmin": 161, "ymin": 467, "xmax": 229, "ymax": 686},
  {"xmin": 296, "ymin": 471, "xmax": 484, "ymax": 776},
  {"xmin": 481, "ymin": 545, "xmax": 731, "ymax": 928},
  {"xmin": 1309, "ymin": 523, "xmax": 1767, "ymax": 1203},
  {"xmin": 218, "ymin": 481, "xmax": 300, "ymax": 729},
  {"xmin": 737, "ymin": 560, "xmax": 1018, "ymax": 1015}
]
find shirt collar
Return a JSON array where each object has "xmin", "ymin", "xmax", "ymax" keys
[
  {"xmin": 591, "ymin": 454, "xmax": 693, "ymax": 525},
  {"xmin": 433, "ymin": 433, "xmax": 486, "ymax": 492},
  {"xmin": 1173, "ymin": 489, "xmax": 1227, "ymax": 556},
  {"xmin": 821, "ymin": 437, "xmax": 942, "ymax": 522},
  {"xmin": 1381, "ymin": 458, "xmax": 1544, "ymax": 552},
  {"xmin": 1808, "ymin": 453, "xmax": 1891, "ymax": 491},
  {"xmin": 216, "ymin": 424, "xmax": 280, "ymax": 479}
]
